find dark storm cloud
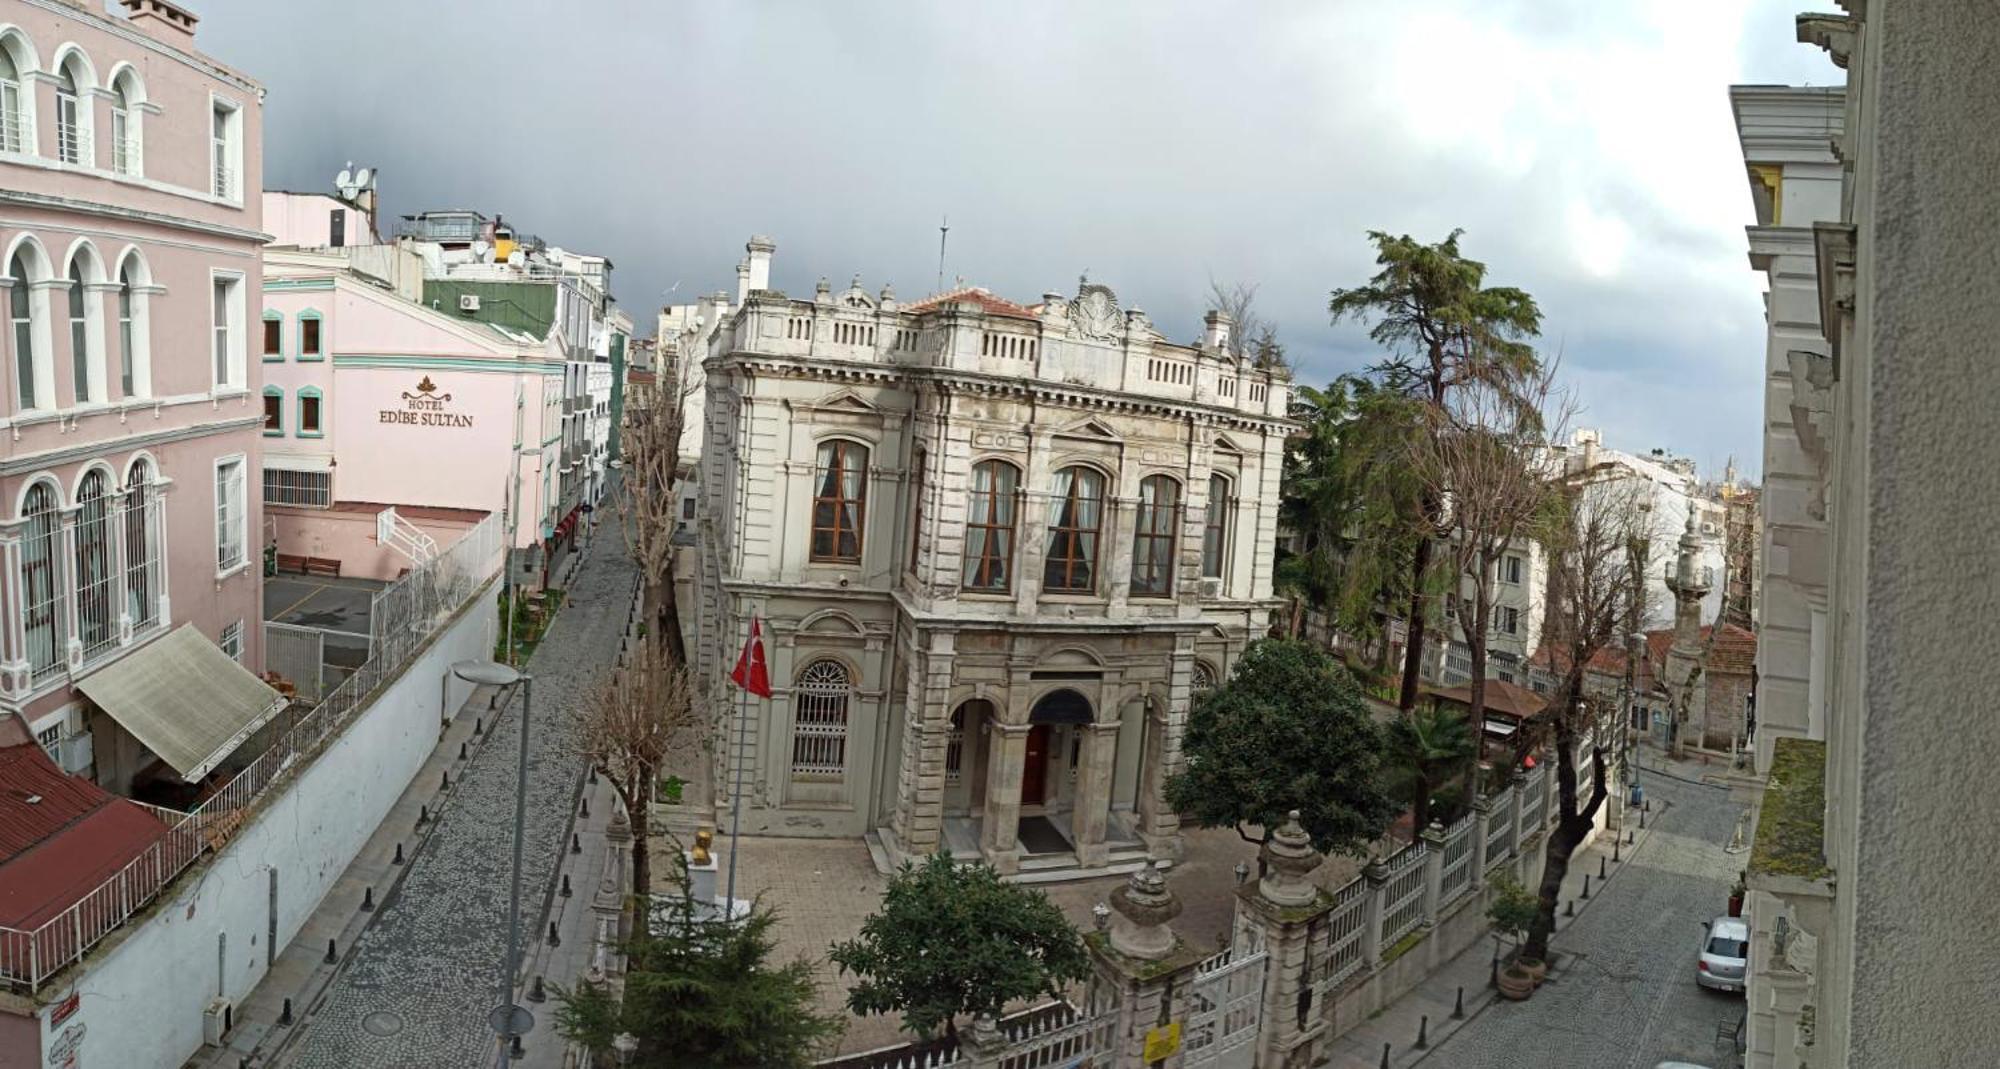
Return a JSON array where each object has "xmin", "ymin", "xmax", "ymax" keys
[{"xmin": 186, "ymin": 0, "xmax": 1841, "ymax": 480}]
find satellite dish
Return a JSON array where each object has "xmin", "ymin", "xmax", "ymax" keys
[
  {"xmin": 355, "ymin": 167, "xmax": 374, "ymax": 190},
  {"xmin": 334, "ymin": 166, "xmax": 353, "ymax": 191},
  {"xmin": 473, "ymin": 240, "xmax": 494, "ymax": 263}
]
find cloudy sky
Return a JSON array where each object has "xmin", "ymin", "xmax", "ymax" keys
[{"xmin": 189, "ymin": 0, "xmax": 1841, "ymax": 479}]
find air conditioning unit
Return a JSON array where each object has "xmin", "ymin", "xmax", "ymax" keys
[
  {"xmin": 1198, "ymin": 577, "xmax": 1223, "ymax": 599},
  {"xmin": 203, "ymin": 998, "xmax": 234, "ymax": 1044},
  {"xmin": 458, "ymin": 294, "xmax": 482, "ymax": 313}
]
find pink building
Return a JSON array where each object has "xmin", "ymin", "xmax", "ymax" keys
[
  {"xmin": 262, "ymin": 196, "xmax": 563, "ymax": 583},
  {"xmin": 0, "ymin": 0, "xmax": 273, "ymax": 800}
]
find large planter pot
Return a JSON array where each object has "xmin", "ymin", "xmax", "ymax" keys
[
  {"xmin": 1497, "ymin": 967, "xmax": 1536, "ymax": 1001},
  {"xmin": 1728, "ymin": 894, "xmax": 1745, "ymax": 918},
  {"xmin": 1516, "ymin": 957, "xmax": 1549, "ymax": 986}
]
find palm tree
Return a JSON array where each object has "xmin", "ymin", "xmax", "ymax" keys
[{"xmin": 1383, "ymin": 703, "xmax": 1477, "ymax": 836}]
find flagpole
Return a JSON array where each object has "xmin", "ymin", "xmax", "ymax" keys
[{"xmin": 723, "ymin": 633, "xmax": 750, "ymax": 918}]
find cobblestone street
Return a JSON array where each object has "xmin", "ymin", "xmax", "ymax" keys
[
  {"xmin": 278, "ymin": 530, "xmax": 636, "ymax": 1069},
  {"xmin": 1422, "ymin": 773, "xmax": 1749, "ymax": 1068}
]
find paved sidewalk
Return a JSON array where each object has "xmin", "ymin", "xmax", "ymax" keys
[
  {"xmin": 270, "ymin": 529, "xmax": 637, "ymax": 1069},
  {"xmin": 1323, "ymin": 793, "xmax": 1663, "ymax": 1068}
]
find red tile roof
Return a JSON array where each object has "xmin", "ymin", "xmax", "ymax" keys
[
  {"xmin": 902, "ymin": 286, "xmax": 1040, "ymax": 320},
  {"xmin": 0, "ymin": 745, "xmax": 171, "ymax": 929},
  {"xmin": 1427, "ymin": 678, "xmax": 1549, "ymax": 719},
  {"xmin": 1645, "ymin": 623, "xmax": 1757, "ymax": 677}
]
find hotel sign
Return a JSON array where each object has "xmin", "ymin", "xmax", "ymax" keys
[{"xmin": 380, "ymin": 376, "xmax": 474, "ymax": 428}]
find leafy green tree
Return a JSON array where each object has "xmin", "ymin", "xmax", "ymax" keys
[
  {"xmin": 831, "ymin": 855, "xmax": 1090, "ymax": 1041},
  {"xmin": 1165, "ymin": 639, "xmax": 1399, "ymax": 859},
  {"xmin": 554, "ymin": 859, "xmax": 842, "ymax": 1068},
  {"xmin": 1329, "ymin": 230, "xmax": 1543, "ymax": 713},
  {"xmin": 1384, "ymin": 703, "xmax": 1477, "ymax": 836}
]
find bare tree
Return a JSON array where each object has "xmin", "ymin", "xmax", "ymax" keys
[
  {"xmin": 1206, "ymin": 279, "xmax": 1288, "ymax": 370},
  {"xmin": 1520, "ymin": 474, "xmax": 1656, "ymax": 963},
  {"xmin": 1411, "ymin": 362, "xmax": 1570, "ymax": 756},
  {"xmin": 578, "ymin": 650, "xmax": 702, "ymax": 903},
  {"xmin": 620, "ymin": 321, "xmax": 704, "ymax": 667}
]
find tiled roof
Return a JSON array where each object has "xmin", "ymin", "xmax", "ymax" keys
[
  {"xmin": 0, "ymin": 745, "xmax": 171, "ymax": 929},
  {"xmin": 1645, "ymin": 623, "xmax": 1757, "ymax": 677},
  {"xmin": 902, "ymin": 286, "xmax": 1040, "ymax": 320},
  {"xmin": 1428, "ymin": 678, "xmax": 1549, "ymax": 719}
]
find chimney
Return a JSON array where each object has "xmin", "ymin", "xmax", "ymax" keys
[
  {"xmin": 734, "ymin": 260, "xmax": 750, "ymax": 305},
  {"xmin": 745, "ymin": 234, "xmax": 775, "ymax": 294},
  {"xmin": 1203, "ymin": 310, "xmax": 1234, "ymax": 352},
  {"xmin": 120, "ymin": 0, "xmax": 199, "ymax": 45}
]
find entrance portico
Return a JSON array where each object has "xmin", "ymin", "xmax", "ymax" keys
[{"xmin": 970, "ymin": 687, "xmax": 1132, "ymax": 874}]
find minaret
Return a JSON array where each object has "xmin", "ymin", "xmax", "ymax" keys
[{"xmin": 1663, "ymin": 507, "xmax": 1712, "ymax": 757}]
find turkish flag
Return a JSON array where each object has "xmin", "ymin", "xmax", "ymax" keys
[{"xmin": 730, "ymin": 617, "xmax": 773, "ymax": 698}]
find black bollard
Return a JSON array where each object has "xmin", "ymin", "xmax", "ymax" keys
[
  {"xmin": 1644, "ymin": 797, "xmax": 1651, "ymax": 814},
  {"xmin": 571, "ymin": 832, "xmax": 582, "ymax": 855},
  {"xmin": 393, "ymin": 842, "xmax": 405, "ymax": 865},
  {"xmin": 325, "ymin": 938, "xmax": 337, "ymax": 964},
  {"xmin": 1381, "ymin": 1042, "xmax": 1392, "ymax": 1069},
  {"xmin": 548, "ymin": 920, "xmax": 561, "ymax": 948},
  {"xmin": 1416, "ymin": 1014, "xmax": 1429, "ymax": 1049},
  {"xmin": 418, "ymin": 804, "xmax": 429, "ymax": 825},
  {"xmin": 1627, "ymin": 828, "xmax": 1636, "ymax": 845},
  {"xmin": 458, "ymin": 741, "xmax": 468, "ymax": 760},
  {"xmin": 441, "ymin": 769, "xmax": 450, "ymax": 790},
  {"xmin": 510, "ymin": 1034, "xmax": 524, "ymax": 1059},
  {"xmin": 561, "ymin": 873, "xmax": 573, "ymax": 898},
  {"xmin": 474, "ymin": 716, "xmax": 483, "ymax": 736},
  {"xmin": 580, "ymin": 797, "xmax": 590, "ymax": 820},
  {"xmin": 1565, "ymin": 900, "xmax": 1575, "ymax": 918},
  {"xmin": 588, "ymin": 767, "xmax": 598, "ymax": 786},
  {"xmin": 527, "ymin": 975, "xmax": 546, "ymax": 1003},
  {"xmin": 1599, "ymin": 856, "xmax": 1608, "ymax": 880},
  {"xmin": 362, "ymin": 887, "xmax": 374, "ymax": 912},
  {"xmin": 1613, "ymin": 837, "xmax": 1622, "ymax": 862},
  {"xmin": 1452, "ymin": 986, "xmax": 1465, "ymax": 1019},
  {"xmin": 1490, "ymin": 953, "xmax": 1500, "ymax": 989},
  {"xmin": 1581, "ymin": 875, "xmax": 1591, "ymax": 900},
  {"xmin": 280, "ymin": 997, "xmax": 294, "ymax": 1026}
]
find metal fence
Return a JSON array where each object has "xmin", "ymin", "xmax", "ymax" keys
[
  {"xmin": 0, "ymin": 514, "xmax": 501, "ymax": 991},
  {"xmin": 1378, "ymin": 841, "xmax": 1429, "ymax": 949},
  {"xmin": 264, "ymin": 621, "xmax": 325, "ymax": 702},
  {"xmin": 1314, "ymin": 874, "xmax": 1372, "ymax": 994},
  {"xmin": 1519, "ymin": 766, "xmax": 1549, "ymax": 835},
  {"xmin": 1439, "ymin": 814, "xmax": 1476, "ymax": 906},
  {"xmin": 1485, "ymin": 790, "xmax": 1517, "ymax": 870}
]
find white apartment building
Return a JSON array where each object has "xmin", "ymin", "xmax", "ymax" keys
[{"xmin": 692, "ymin": 237, "xmax": 1292, "ymax": 877}]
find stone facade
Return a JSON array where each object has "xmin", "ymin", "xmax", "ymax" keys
[{"xmin": 693, "ymin": 238, "xmax": 1291, "ymax": 874}]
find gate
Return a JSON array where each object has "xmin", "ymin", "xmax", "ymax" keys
[{"xmin": 1183, "ymin": 948, "xmax": 1266, "ymax": 1069}]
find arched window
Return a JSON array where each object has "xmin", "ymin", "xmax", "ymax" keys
[
  {"xmin": 1044, "ymin": 466, "xmax": 1104, "ymax": 593},
  {"xmin": 109, "ymin": 70, "xmax": 140, "ymax": 176},
  {"xmin": 1201, "ymin": 473, "xmax": 1230, "ymax": 580},
  {"xmin": 1192, "ymin": 661, "xmax": 1218, "ymax": 697},
  {"xmin": 810, "ymin": 440, "xmax": 867, "ymax": 563},
  {"xmin": 962, "ymin": 460, "xmax": 1018, "ymax": 592},
  {"xmin": 0, "ymin": 44, "xmax": 25, "ymax": 155},
  {"xmin": 54, "ymin": 64, "xmax": 83, "ymax": 165},
  {"xmin": 791, "ymin": 659, "xmax": 851, "ymax": 779},
  {"xmin": 19, "ymin": 481, "xmax": 64, "ymax": 681},
  {"xmin": 66, "ymin": 259, "xmax": 89, "ymax": 403},
  {"xmin": 75, "ymin": 470, "xmax": 114, "ymax": 659},
  {"xmin": 8, "ymin": 248, "xmax": 43, "ymax": 410},
  {"xmin": 117, "ymin": 262, "xmax": 134, "ymax": 396},
  {"xmin": 1131, "ymin": 475, "xmax": 1180, "ymax": 596},
  {"xmin": 124, "ymin": 459, "xmax": 157, "ymax": 628}
]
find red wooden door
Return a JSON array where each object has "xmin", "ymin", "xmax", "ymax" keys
[{"xmin": 1020, "ymin": 724, "xmax": 1050, "ymax": 805}]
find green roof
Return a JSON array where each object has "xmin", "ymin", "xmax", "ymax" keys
[{"xmin": 1750, "ymin": 737, "xmax": 1831, "ymax": 881}]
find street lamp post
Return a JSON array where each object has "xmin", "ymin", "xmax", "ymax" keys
[{"xmin": 455, "ymin": 659, "xmax": 534, "ymax": 1061}]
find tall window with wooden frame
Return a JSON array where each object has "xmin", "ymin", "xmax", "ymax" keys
[
  {"xmin": 1130, "ymin": 475, "xmax": 1180, "ymax": 597},
  {"xmin": 1043, "ymin": 466, "xmax": 1104, "ymax": 593},
  {"xmin": 791, "ymin": 659, "xmax": 851, "ymax": 780},
  {"xmin": 907, "ymin": 447, "xmax": 925, "ymax": 575},
  {"xmin": 962, "ymin": 459, "xmax": 1018, "ymax": 593},
  {"xmin": 1201, "ymin": 473, "xmax": 1230, "ymax": 580},
  {"xmin": 810, "ymin": 440, "xmax": 867, "ymax": 563},
  {"xmin": 19, "ymin": 481, "xmax": 63, "ymax": 681}
]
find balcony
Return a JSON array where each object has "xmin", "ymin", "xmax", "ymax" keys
[
  {"xmin": 56, "ymin": 125, "xmax": 90, "ymax": 167},
  {"xmin": 0, "ymin": 111, "xmax": 28, "ymax": 155}
]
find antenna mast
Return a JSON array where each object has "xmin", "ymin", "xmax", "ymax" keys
[{"xmin": 936, "ymin": 215, "xmax": 950, "ymax": 294}]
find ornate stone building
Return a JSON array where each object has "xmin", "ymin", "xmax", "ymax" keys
[{"xmin": 692, "ymin": 237, "xmax": 1292, "ymax": 876}]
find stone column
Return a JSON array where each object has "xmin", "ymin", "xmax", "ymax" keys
[
  {"xmin": 1506, "ymin": 776, "xmax": 1526, "ymax": 856},
  {"xmin": 1238, "ymin": 812, "xmax": 1334, "ymax": 1069},
  {"xmin": 1420, "ymin": 822, "xmax": 1446, "ymax": 927},
  {"xmin": 1470, "ymin": 797, "xmax": 1494, "ymax": 890},
  {"xmin": 1071, "ymin": 719, "xmax": 1119, "ymax": 867},
  {"xmin": 1136, "ymin": 702, "xmax": 1184, "ymax": 861},
  {"xmin": 1088, "ymin": 862, "xmax": 1206, "ymax": 1069},
  {"xmin": 981, "ymin": 723, "xmax": 1028, "ymax": 874},
  {"xmin": 1358, "ymin": 855, "xmax": 1389, "ymax": 966}
]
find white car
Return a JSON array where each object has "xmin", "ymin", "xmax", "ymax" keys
[{"xmin": 1697, "ymin": 916, "xmax": 1749, "ymax": 993}]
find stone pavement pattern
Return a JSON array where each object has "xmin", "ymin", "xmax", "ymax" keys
[
  {"xmin": 1418, "ymin": 774, "xmax": 1747, "ymax": 1068},
  {"xmin": 280, "ymin": 532, "xmax": 635, "ymax": 1069}
]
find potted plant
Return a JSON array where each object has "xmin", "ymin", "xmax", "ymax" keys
[
  {"xmin": 1728, "ymin": 872, "xmax": 1747, "ymax": 918},
  {"xmin": 1487, "ymin": 873, "xmax": 1543, "ymax": 999}
]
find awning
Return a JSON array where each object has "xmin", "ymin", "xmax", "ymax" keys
[{"xmin": 75, "ymin": 625, "xmax": 287, "ymax": 783}]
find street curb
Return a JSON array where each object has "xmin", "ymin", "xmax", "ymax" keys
[{"xmin": 1402, "ymin": 800, "xmax": 1672, "ymax": 1066}]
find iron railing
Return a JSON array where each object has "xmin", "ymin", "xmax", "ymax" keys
[{"xmin": 0, "ymin": 514, "xmax": 501, "ymax": 991}]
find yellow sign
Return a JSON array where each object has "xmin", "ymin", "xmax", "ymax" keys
[{"xmin": 1142, "ymin": 1022, "xmax": 1182, "ymax": 1061}]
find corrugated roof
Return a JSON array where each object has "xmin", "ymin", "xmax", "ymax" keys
[
  {"xmin": 75, "ymin": 626, "xmax": 285, "ymax": 782},
  {"xmin": 0, "ymin": 745, "xmax": 171, "ymax": 930},
  {"xmin": 902, "ymin": 286, "xmax": 1040, "ymax": 320}
]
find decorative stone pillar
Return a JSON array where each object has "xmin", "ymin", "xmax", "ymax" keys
[
  {"xmin": 1420, "ymin": 821, "xmax": 1446, "ymax": 927},
  {"xmin": 960, "ymin": 1013, "xmax": 1007, "ymax": 1069},
  {"xmin": 1358, "ymin": 855, "xmax": 1389, "ymax": 966},
  {"xmin": 597, "ymin": 805, "xmax": 633, "ymax": 944},
  {"xmin": 1470, "ymin": 796, "xmax": 1494, "ymax": 889},
  {"xmin": 1136, "ymin": 702, "xmax": 1184, "ymax": 861},
  {"xmin": 981, "ymin": 723, "xmax": 1028, "ymax": 874},
  {"xmin": 1070, "ymin": 719, "xmax": 1119, "ymax": 867},
  {"xmin": 1237, "ymin": 811, "xmax": 1333, "ymax": 1069},
  {"xmin": 1088, "ymin": 862, "xmax": 1206, "ymax": 1069}
]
